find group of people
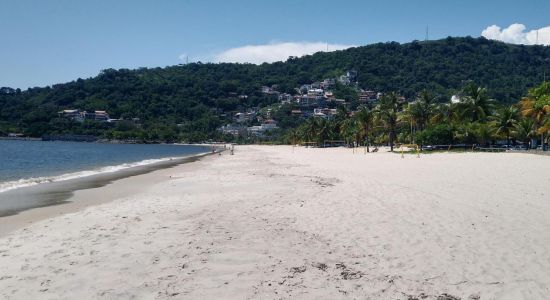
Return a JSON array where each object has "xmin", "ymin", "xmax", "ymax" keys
[{"xmin": 212, "ymin": 144, "xmax": 235, "ymax": 155}]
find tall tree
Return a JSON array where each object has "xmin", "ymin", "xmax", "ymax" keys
[
  {"xmin": 431, "ymin": 102, "xmax": 458, "ymax": 125},
  {"xmin": 458, "ymin": 83, "xmax": 497, "ymax": 122},
  {"xmin": 520, "ymin": 82, "xmax": 550, "ymax": 149},
  {"xmin": 377, "ymin": 92, "xmax": 401, "ymax": 151},
  {"xmin": 411, "ymin": 89, "xmax": 436, "ymax": 131},
  {"xmin": 493, "ymin": 105, "xmax": 519, "ymax": 147},
  {"xmin": 514, "ymin": 118, "xmax": 535, "ymax": 148},
  {"xmin": 302, "ymin": 118, "xmax": 319, "ymax": 145},
  {"xmin": 286, "ymin": 128, "xmax": 300, "ymax": 145},
  {"xmin": 316, "ymin": 118, "xmax": 332, "ymax": 146},
  {"xmin": 340, "ymin": 118, "xmax": 357, "ymax": 147},
  {"xmin": 355, "ymin": 106, "xmax": 374, "ymax": 152}
]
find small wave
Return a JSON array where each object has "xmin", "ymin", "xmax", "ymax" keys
[{"xmin": 0, "ymin": 153, "xmax": 207, "ymax": 194}]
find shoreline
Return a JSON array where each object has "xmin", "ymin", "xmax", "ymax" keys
[
  {"xmin": 0, "ymin": 151, "xmax": 217, "ymax": 236},
  {"xmin": 0, "ymin": 147, "xmax": 211, "ymax": 195}
]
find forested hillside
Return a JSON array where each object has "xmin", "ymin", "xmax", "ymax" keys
[{"xmin": 1, "ymin": 36, "xmax": 549, "ymax": 142}]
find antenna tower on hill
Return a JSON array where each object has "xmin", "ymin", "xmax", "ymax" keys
[{"xmin": 425, "ymin": 25, "xmax": 429, "ymax": 41}]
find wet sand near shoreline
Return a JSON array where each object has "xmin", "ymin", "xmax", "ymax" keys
[{"xmin": 0, "ymin": 153, "xmax": 212, "ymax": 236}]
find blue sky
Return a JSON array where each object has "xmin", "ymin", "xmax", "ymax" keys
[{"xmin": 1, "ymin": 0, "xmax": 549, "ymax": 89}]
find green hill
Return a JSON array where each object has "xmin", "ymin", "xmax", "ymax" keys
[{"xmin": 1, "ymin": 36, "xmax": 549, "ymax": 141}]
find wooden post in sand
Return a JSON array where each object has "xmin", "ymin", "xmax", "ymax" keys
[{"xmin": 401, "ymin": 146, "xmax": 404, "ymax": 158}]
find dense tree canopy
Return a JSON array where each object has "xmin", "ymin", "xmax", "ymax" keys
[{"xmin": 1, "ymin": 37, "xmax": 549, "ymax": 142}]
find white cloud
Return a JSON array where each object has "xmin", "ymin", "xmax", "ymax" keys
[
  {"xmin": 210, "ymin": 41, "xmax": 355, "ymax": 64},
  {"xmin": 481, "ymin": 23, "xmax": 550, "ymax": 45}
]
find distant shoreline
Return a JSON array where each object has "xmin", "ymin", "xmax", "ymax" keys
[
  {"xmin": 0, "ymin": 136, "xmax": 226, "ymax": 146},
  {"xmin": 0, "ymin": 136, "xmax": 180, "ymax": 144},
  {"xmin": 0, "ymin": 136, "xmax": 42, "ymax": 141}
]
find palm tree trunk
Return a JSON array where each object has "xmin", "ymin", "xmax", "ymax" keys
[
  {"xmin": 365, "ymin": 124, "xmax": 370, "ymax": 152},
  {"xmin": 389, "ymin": 129, "xmax": 394, "ymax": 152}
]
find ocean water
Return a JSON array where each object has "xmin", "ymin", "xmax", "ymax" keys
[{"xmin": 0, "ymin": 140, "xmax": 209, "ymax": 193}]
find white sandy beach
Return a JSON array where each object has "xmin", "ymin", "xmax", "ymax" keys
[{"xmin": 1, "ymin": 145, "xmax": 549, "ymax": 299}]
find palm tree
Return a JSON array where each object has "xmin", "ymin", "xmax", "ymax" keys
[
  {"xmin": 453, "ymin": 122, "xmax": 477, "ymax": 145},
  {"xmin": 335, "ymin": 105, "xmax": 349, "ymax": 124},
  {"xmin": 316, "ymin": 118, "xmax": 332, "ymax": 146},
  {"xmin": 287, "ymin": 128, "xmax": 300, "ymax": 145},
  {"xmin": 492, "ymin": 105, "xmax": 519, "ymax": 147},
  {"xmin": 539, "ymin": 117, "xmax": 550, "ymax": 147},
  {"xmin": 398, "ymin": 104, "xmax": 416, "ymax": 144},
  {"xmin": 302, "ymin": 117, "xmax": 319, "ymax": 145},
  {"xmin": 431, "ymin": 102, "xmax": 459, "ymax": 125},
  {"xmin": 520, "ymin": 82, "xmax": 550, "ymax": 150},
  {"xmin": 339, "ymin": 117, "xmax": 357, "ymax": 147},
  {"xmin": 355, "ymin": 106, "xmax": 374, "ymax": 152},
  {"xmin": 457, "ymin": 83, "xmax": 497, "ymax": 122},
  {"xmin": 515, "ymin": 118, "xmax": 535, "ymax": 148},
  {"xmin": 474, "ymin": 122, "xmax": 495, "ymax": 147},
  {"xmin": 411, "ymin": 90, "xmax": 437, "ymax": 131},
  {"xmin": 328, "ymin": 119, "xmax": 340, "ymax": 142},
  {"xmin": 377, "ymin": 92, "xmax": 401, "ymax": 151}
]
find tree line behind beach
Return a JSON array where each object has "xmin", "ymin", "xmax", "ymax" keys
[{"xmin": 283, "ymin": 81, "xmax": 550, "ymax": 151}]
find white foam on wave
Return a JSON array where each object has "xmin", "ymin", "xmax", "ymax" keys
[{"xmin": 0, "ymin": 152, "xmax": 208, "ymax": 194}]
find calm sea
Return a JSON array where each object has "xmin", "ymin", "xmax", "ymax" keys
[{"xmin": 0, "ymin": 140, "xmax": 209, "ymax": 193}]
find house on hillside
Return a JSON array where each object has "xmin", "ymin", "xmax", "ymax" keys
[
  {"xmin": 298, "ymin": 95, "xmax": 326, "ymax": 107},
  {"xmin": 261, "ymin": 85, "xmax": 280, "ymax": 95},
  {"xmin": 234, "ymin": 112, "xmax": 248, "ymax": 123},
  {"xmin": 59, "ymin": 109, "xmax": 115, "ymax": 122},
  {"xmin": 338, "ymin": 70, "xmax": 358, "ymax": 86},
  {"xmin": 359, "ymin": 90, "xmax": 377, "ymax": 103},
  {"xmin": 261, "ymin": 119, "xmax": 278, "ymax": 130},
  {"xmin": 248, "ymin": 119, "xmax": 279, "ymax": 137},
  {"xmin": 58, "ymin": 109, "xmax": 85, "ymax": 122},
  {"xmin": 278, "ymin": 93, "xmax": 293, "ymax": 104},
  {"xmin": 307, "ymin": 89, "xmax": 324, "ymax": 98},
  {"xmin": 93, "ymin": 110, "xmax": 110, "ymax": 121},
  {"xmin": 291, "ymin": 109, "xmax": 304, "ymax": 117},
  {"xmin": 338, "ymin": 74, "xmax": 350, "ymax": 85},
  {"xmin": 326, "ymin": 98, "xmax": 346, "ymax": 106},
  {"xmin": 219, "ymin": 124, "xmax": 247, "ymax": 137},
  {"xmin": 313, "ymin": 108, "xmax": 338, "ymax": 119},
  {"xmin": 261, "ymin": 86, "xmax": 272, "ymax": 94},
  {"xmin": 7, "ymin": 133, "xmax": 25, "ymax": 138},
  {"xmin": 321, "ymin": 78, "xmax": 335, "ymax": 89},
  {"xmin": 59, "ymin": 109, "xmax": 112, "ymax": 123},
  {"xmin": 299, "ymin": 84, "xmax": 313, "ymax": 94}
]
